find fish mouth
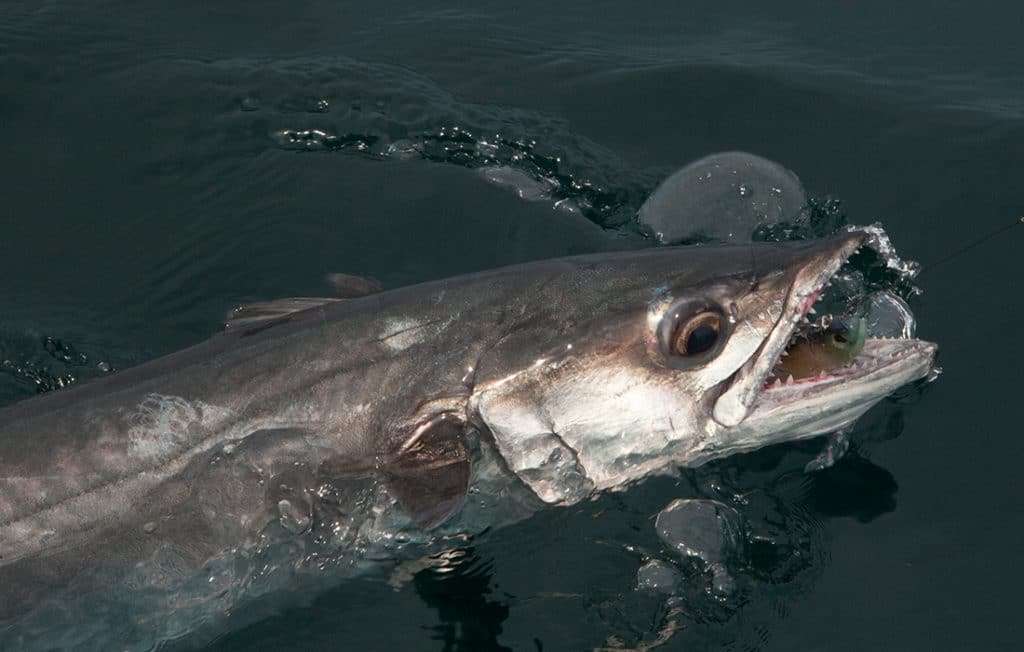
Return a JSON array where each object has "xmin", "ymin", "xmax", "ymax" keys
[
  {"xmin": 759, "ymin": 337, "xmax": 937, "ymax": 396},
  {"xmin": 713, "ymin": 230, "xmax": 937, "ymax": 427}
]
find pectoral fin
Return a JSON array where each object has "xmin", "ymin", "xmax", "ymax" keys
[{"xmin": 382, "ymin": 415, "xmax": 470, "ymax": 530}]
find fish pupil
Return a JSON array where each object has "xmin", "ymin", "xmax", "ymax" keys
[{"xmin": 687, "ymin": 325, "xmax": 718, "ymax": 354}]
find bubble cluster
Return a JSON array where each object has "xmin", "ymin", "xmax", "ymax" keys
[{"xmin": 0, "ymin": 334, "xmax": 114, "ymax": 400}]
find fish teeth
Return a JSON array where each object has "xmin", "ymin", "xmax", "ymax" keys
[{"xmin": 786, "ymin": 374, "xmax": 794, "ymax": 385}]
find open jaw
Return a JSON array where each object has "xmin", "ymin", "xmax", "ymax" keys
[
  {"xmin": 745, "ymin": 231, "xmax": 937, "ymax": 421},
  {"xmin": 759, "ymin": 337, "xmax": 936, "ymax": 398}
]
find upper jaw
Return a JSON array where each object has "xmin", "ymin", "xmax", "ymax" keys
[{"xmin": 712, "ymin": 231, "xmax": 869, "ymax": 427}]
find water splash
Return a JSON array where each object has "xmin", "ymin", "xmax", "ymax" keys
[
  {"xmin": 0, "ymin": 333, "xmax": 114, "ymax": 401},
  {"xmin": 851, "ymin": 222, "xmax": 924, "ymax": 290},
  {"xmin": 162, "ymin": 56, "xmax": 651, "ymax": 227},
  {"xmin": 593, "ymin": 442, "xmax": 854, "ymax": 650}
]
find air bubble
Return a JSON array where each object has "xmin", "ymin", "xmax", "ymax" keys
[
  {"xmin": 638, "ymin": 151, "xmax": 807, "ymax": 243},
  {"xmin": 655, "ymin": 499, "xmax": 744, "ymax": 566},
  {"xmin": 277, "ymin": 499, "xmax": 311, "ymax": 535},
  {"xmin": 636, "ymin": 559, "xmax": 680, "ymax": 594},
  {"xmin": 859, "ymin": 291, "xmax": 917, "ymax": 339},
  {"xmin": 240, "ymin": 96, "xmax": 261, "ymax": 112}
]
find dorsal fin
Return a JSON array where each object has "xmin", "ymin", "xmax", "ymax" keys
[
  {"xmin": 224, "ymin": 297, "xmax": 342, "ymax": 331},
  {"xmin": 326, "ymin": 273, "xmax": 383, "ymax": 298}
]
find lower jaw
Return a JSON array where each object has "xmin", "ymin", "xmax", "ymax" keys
[
  {"xmin": 757, "ymin": 338, "xmax": 935, "ymax": 413},
  {"xmin": 729, "ymin": 398, "xmax": 881, "ymax": 455}
]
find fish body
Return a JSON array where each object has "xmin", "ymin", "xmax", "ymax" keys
[{"xmin": 0, "ymin": 232, "xmax": 936, "ymax": 649}]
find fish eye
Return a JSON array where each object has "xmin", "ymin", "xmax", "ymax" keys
[
  {"xmin": 826, "ymin": 319, "xmax": 850, "ymax": 344},
  {"xmin": 656, "ymin": 298, "xmax": 733, "ymax": 368},
  {"xmin": 671, "ymin": 311, "xmax": 722, "ymax": 357}
]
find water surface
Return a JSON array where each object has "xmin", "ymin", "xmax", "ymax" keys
[{"xmin": 1, "ymin": 1, "xmax": 1022, "ymax": 650}]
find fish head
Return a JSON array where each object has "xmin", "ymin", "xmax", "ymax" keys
[{"xmin": 469, "ymin": 231, "xmax": 936, "ymax": 504}]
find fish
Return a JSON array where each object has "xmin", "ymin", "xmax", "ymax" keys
[
  {"xmin": 774, "ymin": 316, "xmax": 868, "ymax": 380},
  {"xmin": 0, "ymin": 230, "xmax": 936, "ymax": 650}
]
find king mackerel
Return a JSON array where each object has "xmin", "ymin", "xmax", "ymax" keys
[{"xmin": 0, "ymin": 230, "xmax": 936, "ymax": 649}]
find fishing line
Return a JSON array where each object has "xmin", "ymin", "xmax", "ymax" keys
[{"xmin": 918, "ymin": 216, "xmax": 1022, "ymax": 275}]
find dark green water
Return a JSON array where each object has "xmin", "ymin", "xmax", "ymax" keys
[{"xmin": 2, "ymin": 1, "xmax": 1022, "ymax": 650}]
